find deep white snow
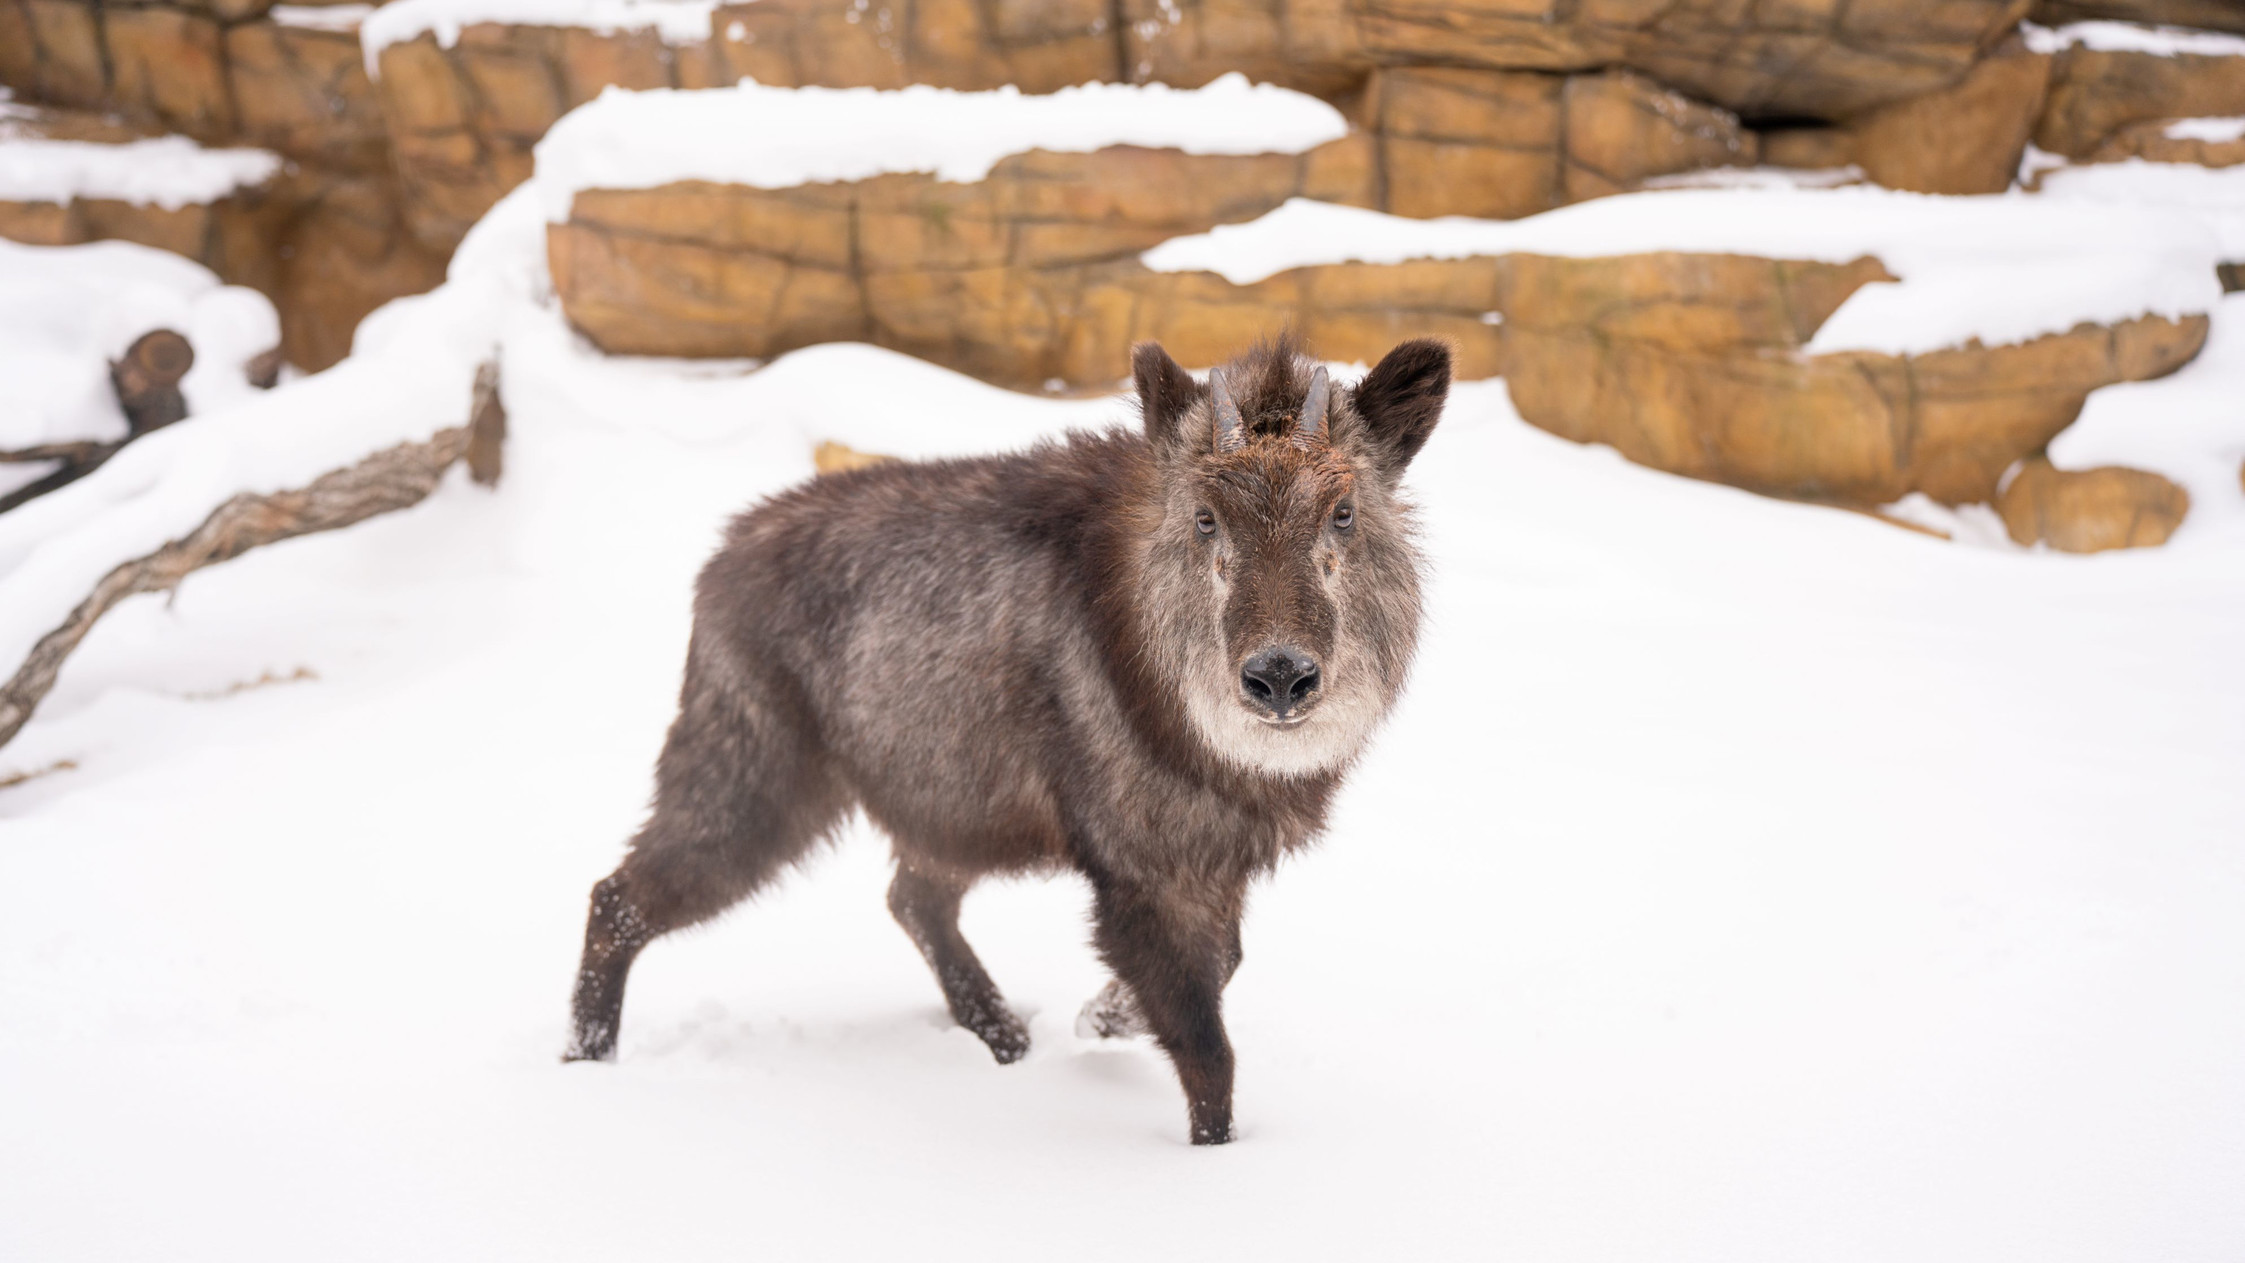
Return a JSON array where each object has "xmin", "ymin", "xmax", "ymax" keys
[
  {"xmin": 532, "ymin": 75, "xmax": 1351, "ymax": 220},
  {"xmin": 3, "ymin": 74, "xmax": 2244, "ymax": 1263}
]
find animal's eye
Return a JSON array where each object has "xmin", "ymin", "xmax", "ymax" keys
[
  {"xmin": 1332, "ymin": 503, "xmax": 1354, "ymax": 530},
  {"xmin": 1195, "ymin": 508, "xmax": 1216, "ymax": 536}
]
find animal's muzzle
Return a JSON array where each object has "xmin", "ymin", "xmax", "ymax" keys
[{"xmin": 1240, "ymin": 646, "xmax": 1321, "ymax": 719}]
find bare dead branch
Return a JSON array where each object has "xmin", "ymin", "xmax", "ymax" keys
[
  {"xmin": 0, "ymin": 441, "xmax": 121, "ymax": 467},
  {"xmin": 0, "ymin": 425, "xmax": 471, "ymax": 752},
  {"xmin": 465, "ymin": 360, "xmax": 507, "ymax": 487},
  {"xmin": 0, "ymin": 444, "xmax": 124, "ymax": 516}
]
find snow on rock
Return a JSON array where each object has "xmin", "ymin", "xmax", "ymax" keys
[
  {"xmin": 0, "ymin": 127, "xmax": 281, "ymax": 210},
  {"xmin": 2046, "ymin": 290, "xmax": 2245, "ymax": 535},
  {"xmin": 2165, "ymin": 116, "xmax": 2245, "ymax": 142},
  {"xmin": 0, "ymin": 239, "xmax": 280, "ymax": 452},
  {"xmin": 1139, "ymin": 192, "xmax": 2224, "ymax": 357},
  {"xmin": 0, "ymin": 189, "xmax": 544, "ymax": 677},
  {"xmin": 532, "ymin": 74, "xmax": 1352, "ymax": 221},
  {"xmin": 270, "ymin": 2, "xmax": 377, "ymax": 30},
  {"xmin": 362, "ymin": 0, "xmax": 720, "ymax": 74},
  {"xmin": 2021, "ymin": 20, "xmax": 2245, "ymax": 58},
  {"xmin": 1640, "ymin": 164, "xmax": 1868, "ymax": 190}
]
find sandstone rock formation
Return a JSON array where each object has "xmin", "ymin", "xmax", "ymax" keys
[
  {"xmin": 2090, "ymin": 116, "xmax": 2245, "ymax": 166},
  {"xmin": 1350, "ymin": 0, "xmax": 2033, "ymax": 118},
  {"xmin": 1366, "ymin": 66, "xmax": 1756, "ymax": 219},
  {"xmin": 227, "ymin": 14, "xmax": 390, "ymax": 171},
  {"xmin": 549, "ymin": 159, "xmax": 2207, "ymax": 510},
  {"xmin": 548, "ymin": 139, "xmax": 1378, "ymax": 361},
  {"xmin": 0, "ymin": 102, "xmax": 446, "ymax": 369},
  {"xmin": 8, "ymin": 0, "xmax": 2233, "ymax": 367},
  {"xmin": 1848, "ymin": 36, "xmax": 2050, "ymax": 195},
  {"xmin": 2036, "ymin": 31, "xmax": 2245, "ymax": 158},
  {"xmin": 3, "ymin": 0, "xmax": 2239, "ymax": 545},
  {"xmin": 1997, "ymin": 455, "xmax": 2192, "ymax": 551},
  {"xmin": 375, "ymin": 23, "xmax": 736, "ymax": 248},
  {"xmin": 695, "ymin": 0, "xmax": 2032, "ymax": 116},
  {"xmin": 0, "ymin": 0, "xmax": 109, "ymax": 108},
  {"xmin": 104, "ymin": 4, "xmax": 237, "ymax": 137},
  {"xmin": 2033, "ymin": 0, "xmax": 2245, "ymax": 34}
]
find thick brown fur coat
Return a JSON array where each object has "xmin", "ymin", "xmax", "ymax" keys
[{"xmin": 567, "ymin": 335, "xmax": 1453, "ymax": 1144}]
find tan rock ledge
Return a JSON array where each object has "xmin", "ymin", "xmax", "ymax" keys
[{"xmin": 1998, "ymin": 455, "xmax": 2193, "ymax": 551}]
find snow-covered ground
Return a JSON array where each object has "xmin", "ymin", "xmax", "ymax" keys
[{"xmin": 4, "ymin": 82, "xmax": 2245, "ymax": 1263}]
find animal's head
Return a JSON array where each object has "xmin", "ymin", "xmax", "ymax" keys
[{"xmin": 1132, "ymin": 335, "xmax": 1451, "ymax": 777}]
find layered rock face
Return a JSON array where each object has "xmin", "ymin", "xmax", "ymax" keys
[
  {"xmin": 2034, "ymin": 27, "xmax": 2245, "ymax": 159},
  {"xmin": 0, "ymin": 2, "xmax": 437, "ymax": 367},
  {"xmin": 4, "ymin": 0, "xmax": 2235, "ymax": 302},
  {"xmin": 3, "ymin": 0, "xmax": 2235, "ymax": 549},
  {"xmin": 550, "ymin": 165, "xmax": 2207, "ymax": 513},
  {"xmin": 0, "ymin": 0, "xmax": 2051, "ymax": 263},
  {"xmin": 1347, "ymin": 0, "xmax": 2032, "ymax": 117},
  {"xmin": 1366, "ymin": 66, "xmax": 1757, "ymax": 218},
  {"xmin": 0, "ymin": 100, "xmax": 447, "ymax": 369},
  {"xmin": 2032, "ymin": 0, "xmax": 2245, "ymax": 35},
  {"xmin": 1998, "ymin": 456, "xmax": 2193, "ymax": 551}
]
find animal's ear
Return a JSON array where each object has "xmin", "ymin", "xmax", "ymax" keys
[
  {"xmin": 1350, "ymin": 339, "xmax": 1451, "ymax": 478},
  {"xmin": 1133, "ymin": 341, "xmax": 1202, "ymax": 457}
]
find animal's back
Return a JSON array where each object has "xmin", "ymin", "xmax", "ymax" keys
[{"xmin": 689, "ymin": 429, "xmax": 1149, "ymax": 872}]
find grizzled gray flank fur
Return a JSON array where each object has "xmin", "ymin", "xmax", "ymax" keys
[{"xmin": 567, "ymin": 335, "xmax": 1453, "ymax": 1145}]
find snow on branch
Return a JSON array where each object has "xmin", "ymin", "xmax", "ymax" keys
[{"xmin": 0, "ymin": 425, "xmax": 472, "ymax": 750}]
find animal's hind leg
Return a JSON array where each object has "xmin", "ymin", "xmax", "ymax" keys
[
  {"xmin": 567, "ymin": 670, "xmax": 846, "ymax": 1062},
  {"xmin": 1078, "ymin": 908, "xmax": 1241, "ymax": 1040},
  {"xmin": 887, "ymin": 864, "xmax": 1031, "ymax": 1064}
]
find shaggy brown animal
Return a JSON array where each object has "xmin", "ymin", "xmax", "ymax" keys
[{"xmin": 567, "ymin": 336, "xmax": 1452, "ymax": 1144}]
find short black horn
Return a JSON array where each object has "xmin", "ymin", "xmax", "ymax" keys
[
  {"xmin": 1294, "ymin": 366, "xmax": 1330, "ymax": 449},
  {"xmin": 1211, "ymin": 369, "xmax": 1246, "ymax": 454}
]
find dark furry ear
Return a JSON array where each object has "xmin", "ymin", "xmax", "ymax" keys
[
  {"xmin": 1351, "ymin": 339, "xmax": 1451, "ymax": 478},
  {"xmin": 1133, "ymin": 342, "xmax": 1201, "ymax": 456}
]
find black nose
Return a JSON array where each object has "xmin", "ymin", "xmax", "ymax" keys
[{"xmin": 1240, "ymin": 647, "xmax": 1320, "ymax": 717}]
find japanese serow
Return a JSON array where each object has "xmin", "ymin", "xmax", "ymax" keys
[{"xmin": 566, "ymin": 335, "xmax": 1453, "ymax": 1144}]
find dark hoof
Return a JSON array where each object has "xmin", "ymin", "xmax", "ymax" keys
[
  {"xmin": 974, "ymin": 1013, "xmax": 1032, "ymax": 1064},
  {"xmin": 1190, "ymin": 1122, "xmax": 1234, "ymax": 1146},
  {"xmin": 1074, "ymin": 978, "xmax": 1146, "ymax": 1040},
  {"xmin": 562, "ymin": 1026, "xmax": 617, "ymax": 1063}
]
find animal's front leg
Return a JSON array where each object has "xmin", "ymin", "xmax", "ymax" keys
[{"xmin": 1090, "ymin": 878, "xmax": 1242, "ymax": 1145}]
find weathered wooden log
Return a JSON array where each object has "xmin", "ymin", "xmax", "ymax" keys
[
  {"xmin": 0, "ymin": 329, "xmax": 200, "ymax": 517},
  {"xmin": 247, "ymin": 347, "xmax": 285, "ymax": 390},
  {"xmin": 0, "ymin": 425, "xmax": 471, "ymax": 752},
  {"xmin": 112, "ymin": 329, "xmax": 195, "ymax": 438}
]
